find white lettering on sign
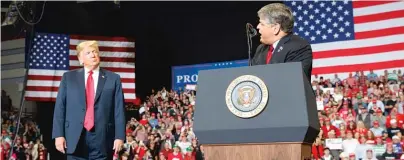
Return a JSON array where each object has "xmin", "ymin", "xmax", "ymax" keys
[
  {"xmin": 176, "ymin": 74, "xmax": 198, "ymax": 83},
  {"xmin": 176, "ymin": 76, "xmax": 183, "ymax": 83}
]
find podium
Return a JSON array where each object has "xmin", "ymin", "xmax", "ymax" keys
[{"xmin": 193, "ymin": 62, "xmax": 320, "ymax": 160}]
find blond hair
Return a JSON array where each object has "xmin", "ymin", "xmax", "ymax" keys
[{"xmin": 76, "ymin": 40, "xmax": 99, "ymax": 56}]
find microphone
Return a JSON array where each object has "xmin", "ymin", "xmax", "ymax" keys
[
  {"xmin": 246, "ymin": 23, "xmax": 257, "ymax": 66},
  {"xmin": 246, "ymin": 23, "xmax": 257, "ymax": 38}
]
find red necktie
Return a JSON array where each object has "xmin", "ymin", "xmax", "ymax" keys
[
  {"xmin": 266, "ymin": 45, "xmax": 274, "ymax": 64},
  {"xmin": 84, "ymin": 70, "xmax": 95, "ymax": 131}
]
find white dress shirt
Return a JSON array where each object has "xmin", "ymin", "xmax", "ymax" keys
[
  {"xmin": 271, "ymin": 39, "xmax": 280, "ymax": 54},
  {"xmin": 84, "ymin": 66, "xmax": 100, "ymax": 97}
]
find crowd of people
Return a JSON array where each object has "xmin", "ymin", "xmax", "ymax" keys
[
  {"xmin": 311, "ymin": 69, "xmax": 404, "ymax": 160},
  {"xmin": 117, "ymin": 87, "xmax": 203, "ymax": 160},
  {"xmin": 1, "ymin": 91, "xmax": 48, "ymax": 160}
]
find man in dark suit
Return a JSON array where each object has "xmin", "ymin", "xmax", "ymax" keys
[
  {"xmin": 252, "ymin": 3, "xmax": 313, "ymax": 82},
  {"xmin": 52, "ymin": 40, "xmax": 125, "ymax": 160}
]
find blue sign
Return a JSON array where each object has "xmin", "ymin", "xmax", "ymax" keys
[{"xmin": 171, "ymin": 59, "xmax": 248, "ymax": 91}]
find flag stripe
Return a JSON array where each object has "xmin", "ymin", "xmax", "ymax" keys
[
  {"xmin": 70, "ymin": 39, "xmax": 135, "ymax": 48},
  {"xmin": 25, "ymin": 97, "xmax": 136, "ymax": 103},
  {"xmin": 313, "ymin": 50, "xmax": 403, "ymax": 68},
  {"xmin": 25, "ymin": 91, "xmax": 136, "ymax": 99},
  {"xmin": 352, "ymin": 1, "xmax": 404, "ymax": 16},
  {"xmin": 312, "ymin": 60, "xmax": 404, "ymax": 75},
  {"xmin": 70, "ymin": 35, "xmax": 135, "ymax": 42},
  {"xmin": 69, "ymin": 56, "xmax": 135, "ymax": 63},
  {"xmin": 313, "ymin": 42, "xmax": 404, "ymax": 59},
  {"xmin": 311, "ymin": 34, "xmax": 403, "ymax": 52},
  {"xmin": 28, "ymin": 69, "xmax": 136, "ymax": 78},
  {"xmin": 27, "ymin": 80, "xmax": 136, "ymax": 88},
  {"xmin": 69, "ymin": 50, "xmax": 135, "ymax": 58},
  {"xmin": 354, "ymin": 10, "xmax": 404, "ymax": 24},
  {"xmin": 69, "ymin": 45, "xmax": 135, "ymax": 52},
  {"xmin": 69, "ymin": 66, "xmax": 135, "ymax": 73},
  {"xmin": 69, "ymin": 60, "xmax": 135, "ymax": 69},
  {"xmin": 25, "ymin": 97, "xmax": 55, "ymax": 102},
  {"xmin": 27, "ymin": 75, "xmax": 135, "ymax": 83},
  {"xmin": 352, "ymin": 1, "xmax": 397, "ymax": 9},
  {"xmin": 355, "ymin": 26, "xmax": 404, "ymax": 40},
  {"xmin": 354, "ymin": 17, "xmax": 404, "ymax": 32},
  {"xmin": 25, "ymin": 86, "xmax": 135, "ymax": 93}
]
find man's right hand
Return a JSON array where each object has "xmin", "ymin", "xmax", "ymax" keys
[{"xmin": 55, "ymin": 137, "xmax": 67, "ymax": 154}]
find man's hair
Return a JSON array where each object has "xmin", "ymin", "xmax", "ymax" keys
[
  {"xmin": 76, "ymin": 40, "xmax": 99, "ymax": 65},
  {"xmin": 258, "ymin": 3, "xmax": 295, "ymax": 33},
  {"xmin": 76, "ymin": 40, "xmax": 99, "ymax": 56}
]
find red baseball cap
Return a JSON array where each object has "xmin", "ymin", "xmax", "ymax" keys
[{"xmin": 349, "ymin": 153, "xmax": 355, "ymax": 157}]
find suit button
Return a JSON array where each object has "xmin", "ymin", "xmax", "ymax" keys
[
  {"xmin": 82, "ymin": 109, "xmax": 85, "ymax": 112},
  {"xmin": 80, "ymin": 122, "xmax": 83, "ymax": 124}
]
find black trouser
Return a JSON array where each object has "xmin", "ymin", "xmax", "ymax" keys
[{"xmin": 67, "ymin": 128, "xmax": 112, "ymax": 160}]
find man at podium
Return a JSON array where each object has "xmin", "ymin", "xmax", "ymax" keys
[{"xmin": 251, "ymin": 3, "xmax": 313, "ymax": 82}]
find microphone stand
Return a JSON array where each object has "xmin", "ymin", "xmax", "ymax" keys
[{"xmin": 246, "ymin": 23, "xmax": 255, "ymax": 66}]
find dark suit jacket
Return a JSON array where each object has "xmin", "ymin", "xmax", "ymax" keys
[
  {"xmin": 251, "ymin": 34, "xmax": 313, "ymax": 82},
  {"xmin": 52, "ymin": 68, "xmax": 126, "ymax": 154}
]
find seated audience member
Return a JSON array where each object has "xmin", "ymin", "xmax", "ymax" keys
[
  {"xmin": 391, "ymin": 135, "xmax": 403, "ymax": 156},
  {"xmin": 311, "ymin": 137, "xmax": 324, "ymax": 160},
  {"xmin": 322, "ymin": 147, "xmax": 334, "ymax": 160},
  {"xmin": 322, "ymin": 118, "xmax": 340, "ymax": 138},
  {"xmin": 373, "ymin": 136, "xmax": 386, "ymax": 158},
  {"xmin": 339, "ymin": 152, "xmax": 349, "ymax": 160},
  {"xmin": 363, "ymin": 148, "xmax": 378, "ymax": 160},
  {"xmin": 356, "ymin": 105, "xmax": 372, "ymax": 129},
  {"xmin": 386, "ymin": 108, "xmax": 404, "ymax": 128},
  {"xmin": 387, "ymin": 119, "xmax": 404, "ymax": 138},
  {"xmin": 382, "ymin": 143, "xmax": 398, "ymax": 160},
  {"xmin": 371, "ymin": 108, "xmax": 386, "ymax": 128},
  {"xmin": 348, "ymin": 153, "xmax": 356, "ymax": 160},
  {"xmin": 167, "ymin": 145, "xmax": 183, "ymax": 160},
  {"xmin": 342, "ymin": 130, "xmax": 359, "ymax": 154},
  {"xmin": 369, "ymin": 120, "xmax": 384, "ymax": 137}
]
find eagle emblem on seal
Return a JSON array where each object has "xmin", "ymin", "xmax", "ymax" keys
[{"xmin": 237, "ymin": 86, "xmax": 257, "ymax": 107}]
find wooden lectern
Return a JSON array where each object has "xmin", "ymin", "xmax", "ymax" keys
[{"xmin": 193, "ymin": 62, "xmax": 319, "ymax": 160}]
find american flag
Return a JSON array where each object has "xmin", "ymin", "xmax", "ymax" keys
[
  {"xmin": 24, "ymin": 32, "xmax": 136, "ymax": 103},
  {"xmin": 284, "ymin": 0, "xmax": 404, "ymax": 80}
]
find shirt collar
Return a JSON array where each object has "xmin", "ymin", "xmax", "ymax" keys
[
  {"xmin": 272, "ymin": 39, "xmax": 280, "ymax": 52},
  {"xmin": 84, "ymin": 65, "xmax": 100, "ymax": 74}
]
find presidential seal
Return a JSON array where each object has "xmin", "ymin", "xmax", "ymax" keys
[{"xmin": 225, "ymin": 75, "xmax": 269, "ymax": 118}]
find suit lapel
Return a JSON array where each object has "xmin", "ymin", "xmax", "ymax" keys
[
  {"xmin": 76, "ymin": 68, "xmax": 86, "ymax": 107},
  {"xmin": 94, "ymin": 68, "xmax": 106, "ymax": 104},
  {"xmin": 270, "ymin": 34, "xmax": 292, "ymax": 64}
]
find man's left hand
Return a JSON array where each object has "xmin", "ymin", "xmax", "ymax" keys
[{"xmin": 113, "ymin": 139, "xmax": 124, "ymax": 154}]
